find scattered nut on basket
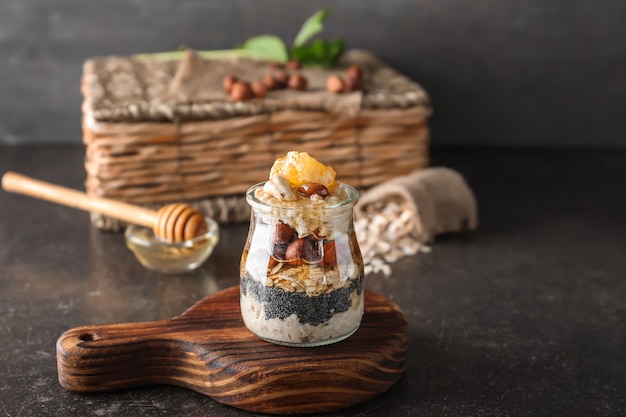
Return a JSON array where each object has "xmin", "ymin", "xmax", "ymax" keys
[
  {"xmin": 225, "ymin": 68, "xmax": 310, "ymax": 102},
  {"xmin": 230, "ymin": 81, "xmax": 254, "ymax": 102},
  {"xmin": 287, "ymin": 73, "xmax": 308, "ymax": 90},
  {"xmin": 326, "ymin": 75, "xmax": 346, "ymax": 94}
]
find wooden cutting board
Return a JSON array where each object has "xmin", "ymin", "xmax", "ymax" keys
[{"xmin": 56, "ymin": 286, "xmax": 408, "ymax": 415}]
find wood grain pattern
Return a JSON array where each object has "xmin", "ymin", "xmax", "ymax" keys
[{"xmin": 56, "ymin": 286, "xmax": 408, "ymax": 415}]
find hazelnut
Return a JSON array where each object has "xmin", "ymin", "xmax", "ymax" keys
[
  {"xmin": 263, "ymin": 73, "xmax": 279, "ymax": 90},
  {"xmin": 345, "ymin": 76, "xmax": 363, "ymax": 92},
  {"xmin": 345, "ymin": 65, "xmax": 364, "ymax": 91},
  {"xmin": 346, "ymin": 65, "xmax": 363, "ymax": 81},
  {"xmin": 230, "ymin": 81, "xmax": 253, "ymax": 102},
  {"xmin": 250, "ymin": 81, "xmax": 267, "ymax": 98},
  {"xmin": 285, "ymin": 238, "xmax": 314, "ymax": 262},
  {"xmin": 223, "ymin": 75, "xmax": 239, "ymax": 93},
  {"xmin": 273, "ymin": 222, "xmax": 295, "ymax": 244},
  {"xmin": 297, "ymin": 183, "xmax": 329, "ymax": 198},
  {"xmin": 288, "ymin": 73, "xmax": 308, "ymax": 91},
  {"xmin": 286, "ymin": 60, "xmax": 302, "ymax": 70},
  {"xmin": 322, "ymin": 241, "xmax": 337, "ymax": 267},
  {"xmin": 326, "ymin": 75, "xmax": 346, "ymax": 94},
  {"xmin": 271, "ymin": 243, "xmax": 289, "ymax": 261},
  {"xmin": 270, "ymin": 61, "xmax": 284, "ymax": 69},
  {"xmin": 274, "ymin": 71, "xmax": 289, "ymax": 88}
]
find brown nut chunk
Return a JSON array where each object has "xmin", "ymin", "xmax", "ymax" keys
[
  {"xmin": 286, "ymin": 60, "xmax": 302, "ymax": 70},
  {"xmin": 285, "ymin": 238, "xmax": 314, "ymax": 262},
  {"xmin": 223, "ymin": 75, "xmax": 239, "ymax": 93},
  {"xmin": 271, "ymin": 243, "xmax": 289, "ymax": 261},
  {"xmin": 346, "ymin": 65, "xmax": 364, "ymax": 91},
  {"xmin": 322, "ymin": 241, "xmax": 337, "ymax": 267},
  {"xmin": 287, "ymin": 73, "xmax": 308, "ymax": 91},
  {"xmin": 230, "ymin": 82, "xmax": 253, "ymax": 102},
  {"xmin": 273, "ymin": 222, "xmax": 295, "ymax": 244},
  {"xmin": 250, "ymin": 81, "xmax": 267, "ymax": 98},
  {"xmin": 268, "ymin": 256, "xmax": 278, "ymax": 269},
  {"xmin": 345, "ymin": 75, "xmax": 363, "ymax": 91},
  {"xmin": 326, "ymin": 75, "xmax": 346, "ymax": 94},
  {"xmin": 297, "ymin": 183, "xmax": 329, "ymax": 198},
  {"xmin": 263, "ymin": 73, "xmax": 279, "ymax": 90},
  {"xmin": 273, "ymin": 71, "xmax": 289, "ymax": 88},
  {"xmin": 346, "ymin": 65, "xmax": 363, "ymax": 80}
]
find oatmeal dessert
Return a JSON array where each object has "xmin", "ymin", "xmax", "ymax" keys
[{"xmin": 240, "ymin": 151, "xmax": 364, "ymax": 346}]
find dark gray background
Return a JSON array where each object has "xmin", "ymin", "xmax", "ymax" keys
[{"xmin": 1, "ymin": 0, "xmax": 624, "ymax": 146}]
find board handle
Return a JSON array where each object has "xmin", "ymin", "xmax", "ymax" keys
[{"xmin": 56, "ymin": 320, "xmax": 210, "ymax": 392}]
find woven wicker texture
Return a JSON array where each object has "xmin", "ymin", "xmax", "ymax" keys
[{"xmin": 82, "ymin": 49, "xmax": 431, "ymax": 229}]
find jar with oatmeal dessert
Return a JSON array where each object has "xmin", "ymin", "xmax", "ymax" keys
[{"xmin": 240, "ymin": 152, "xmax": 364, "ymax": 347}]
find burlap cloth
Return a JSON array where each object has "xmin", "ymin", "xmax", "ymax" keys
[
  {"xmin": 168, "ymin": 49, "xmax": 362, "ymax": 115},
  {"xmin": 355, "ymin": 167, "xmax": 478, "ymax": 243}
]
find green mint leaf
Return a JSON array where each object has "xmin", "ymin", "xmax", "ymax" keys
[
  {"xmin": 239, "ymin": 35, "xmax": 289, "ymax": 62},
  {"xmin": 293, "ymin": 8, "xmax": 331, "ymax": 47},
  {"xmin": 290, "ymin": 38, "xmax": 345, "ymax": 67},
  {"xmin": 326, "ymin": 38, "xmax": 345, "ymax": 61}
]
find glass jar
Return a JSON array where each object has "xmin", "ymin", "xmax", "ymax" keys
[{"xmin": 240, "ymin": 182, "xmax": 364, "ymax": 347}]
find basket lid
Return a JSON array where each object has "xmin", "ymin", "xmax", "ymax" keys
[{"xmin": 82, "ymin": 49, "xmax": 430, "ymax": 123}]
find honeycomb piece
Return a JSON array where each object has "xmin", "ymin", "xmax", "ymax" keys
[{"xmin": 270, "ymin": 151, "xmax": 337, "ymax": 191}]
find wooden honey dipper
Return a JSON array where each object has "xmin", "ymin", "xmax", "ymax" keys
[{"xmin": 1, "ymin": 172, "xmax": 208, "ymax": 242}]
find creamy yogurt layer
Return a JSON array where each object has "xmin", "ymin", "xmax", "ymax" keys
[{"xmin": 241, "ymin": 275, "xmax": 364, "ymax": 345}]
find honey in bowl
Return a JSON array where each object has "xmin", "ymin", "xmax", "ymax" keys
[
  {"xmin": 125, "ymin": 216, "xmax": 219, "ymax": 274},
  {"xmin": 240, "ymin": 151, "xmax": 364, "ymax": 347}
]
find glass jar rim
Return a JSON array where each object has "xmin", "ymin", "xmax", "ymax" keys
[{"xmin": 246, "ymin": 181, "xmax": 359, "ymax": 212}]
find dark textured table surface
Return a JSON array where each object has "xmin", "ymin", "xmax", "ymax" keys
[{"xmin": 0, "ymin": 146, "xmax": 624, "ymax": 417}]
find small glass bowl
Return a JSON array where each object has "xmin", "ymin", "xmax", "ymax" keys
[{"xmin": 125, "ymin": 217, "xmax": 219, "ymax": 274}]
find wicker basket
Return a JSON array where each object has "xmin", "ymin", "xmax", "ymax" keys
[{"xmin": 82, "ymin": 49, "xmax": 431, "ymax": 230}]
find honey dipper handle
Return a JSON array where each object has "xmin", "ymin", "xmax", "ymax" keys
[{"xmin": 1, "ymin": 171, "xmax": 157, "ymax": 228}]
